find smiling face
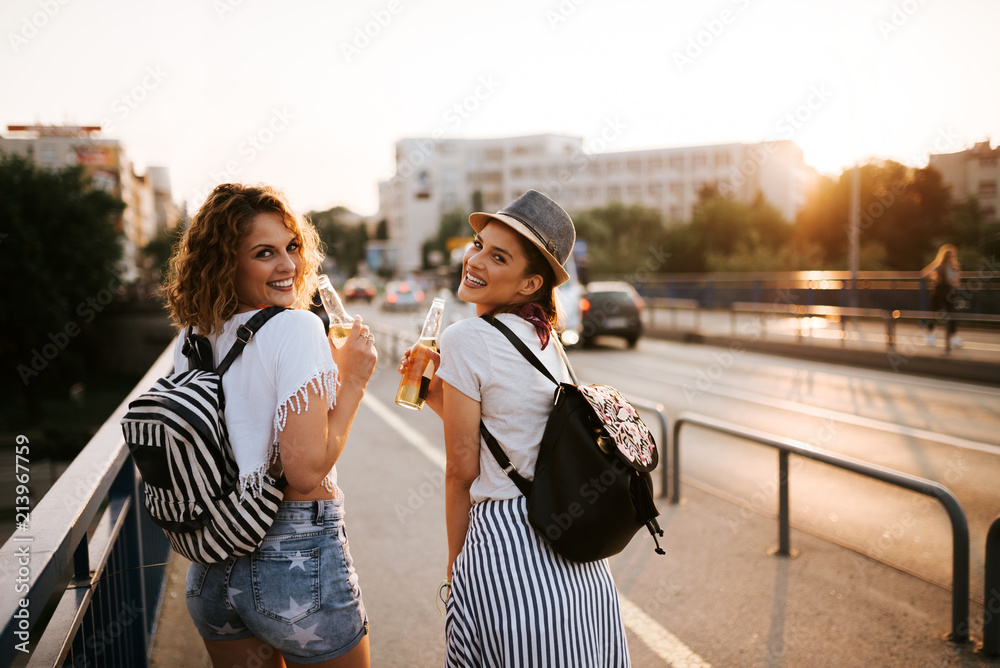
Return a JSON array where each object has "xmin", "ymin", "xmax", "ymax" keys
[
  {"xmin": 457, "ymin": 221, "xmax": 543, "ymax": 316},
  {"xmin": 234, "ymin": 211, "xmax": 303, "ymax": 312}
]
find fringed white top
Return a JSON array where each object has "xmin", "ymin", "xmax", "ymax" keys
[{"xmin": 172, "ymin": 308, "xmax": 340, "ymax": 498}]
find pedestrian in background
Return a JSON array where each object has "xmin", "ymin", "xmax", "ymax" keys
[
  {"xmin": 398, "ymin": 190, "xmax": 630, "ymax": 666},
  {"xmin": 922, "ymin": 243, "xmax": 963, "ymax": 348},
  {"xmin": 164, "ymin": 183, "xmax": 376, "ymax": 667}
]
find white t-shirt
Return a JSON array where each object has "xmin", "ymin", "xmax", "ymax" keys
[
  {"xmin": 172, "ymin": 308, "xmax": 340, "ymax": 497},
  {"xmin": 436, "ymin": 313, "xmax": 572, "ymax": 504}
]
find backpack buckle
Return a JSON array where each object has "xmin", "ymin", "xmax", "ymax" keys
[{"xmin": 236, "ymin": 325, "xmax": 253, "ymax": 344}]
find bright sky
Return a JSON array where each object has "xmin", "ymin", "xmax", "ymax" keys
[{"xmin": 3, "ymin": 0, "xmax": 997, "ymax": 217}]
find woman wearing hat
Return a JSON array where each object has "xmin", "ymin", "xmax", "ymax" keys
[{"xmin": 399, "ymin": 190, "xmax": 630, "ymax": 665}]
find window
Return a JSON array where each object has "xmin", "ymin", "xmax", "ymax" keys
[
  {"xmin": 608, "ymin": 185, "xmax": 622, "ymax": 200},
  {"xmin": 627, "ymin": 159, "xmax": 641, "ymax": 174},
  {"xmin": 669, "ymin": 155, "xmax": 684, "ymax": 170},
  {"xmin": 648, "ymin": 156, "xmax": 663, "ymax": 171},
  {"xmin": 978, "ymin": 180, "xmax": 997, "ymax": 199},
  {"xmin": 587, "ymin": 186, "xmax": 599, "ymax": 199},
  {"xmin": 981, "ymin": 159, "xmax": 997, "ymax": 169},
  {"xmin": 715, "ymin": 152, "xmax": 731, "ymax": 167},
  {"xmin": 627, "ymin": 185, "xmax": 641, "ymax": 198},
  {"xmin": 485, "ymin": 148, "xmax": 504, "ymax": 161},
  {"xmin": 606, "ymin": 161, "xmax": 620, "ymax": 174},
  {"xmin": 669, "ymin": 183, "xmax": 684, "ymax": 198},
  {"xmin": 648, "ymin": 183, "xmax": 663, "ymax": 197},
  {"xmin": 692, "ymin": 153, "xmax": 707, "ymax": 169}
]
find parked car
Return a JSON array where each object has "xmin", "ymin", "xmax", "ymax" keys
[
  {"xmin": 381, "ymin": 280, "xmax": 426, "ymax": 312},
  {"xmin": 343, "ymin": 276, "xmax": 377, "ymax": 302},
  {"xmin": 579, "ymin": 281, "xmax": 644, "ymax": 348},
  {"xmin": 555, "ymin": 252, "xmax": 583, "ymax": 346}
]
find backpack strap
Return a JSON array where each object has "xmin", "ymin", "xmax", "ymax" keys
[
  {"xmin": 216, "ymin": 306, "xmax": 286, "ymax": 376},
  {"xmin": 477, "ymin": 314, "xmax": 576, "ymax": 498}
]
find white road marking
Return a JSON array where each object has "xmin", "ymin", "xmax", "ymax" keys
[
  {"xmin": 363, "ymin": 392, "xmax": 712, "ymax": 667},
  {"xmin": 581, "ymin": 356, "xmax": 1000, "ymax": 456}
]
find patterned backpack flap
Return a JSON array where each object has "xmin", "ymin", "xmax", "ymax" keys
[{"xmin": 578, "ymin": 384, "xmax": 658, "ymax": 473}]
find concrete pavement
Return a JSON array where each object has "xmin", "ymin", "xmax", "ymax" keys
[{"xmin": 147, "ymin": 312, "xmax": 1000, "ymax": 666}]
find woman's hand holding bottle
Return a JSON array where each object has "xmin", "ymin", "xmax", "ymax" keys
[{"xmin": 331, "ymin": 316, "xmax": 377, "ymax": 391}]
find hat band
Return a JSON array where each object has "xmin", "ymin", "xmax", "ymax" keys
[{"xmin": 497, "ymin": 209, "xmax": 561, "ymax": 260}]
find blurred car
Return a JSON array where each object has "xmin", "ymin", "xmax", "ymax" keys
[
  {"xmin": 343, "ymin": 276, "xmax": 377, "ymax": 302},
  {"xmin": 579, "ymin": 281, "xmax": 644, "ymax": 348},
  {"xmin": 555, "ymin": 252, "xmax": 583, "ymax": 347},
  {"xmin": 381, "ymin": 280, "xmax": 426, "ymax": 312}
]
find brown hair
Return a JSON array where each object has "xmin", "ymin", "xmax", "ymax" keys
[
  {"xmin": 162, "ymin": 183, "xmax": 323, "ymax": 334},
  {"xmin": 491, "ymin": 223, "xmax": 562, "ymax": 331}
]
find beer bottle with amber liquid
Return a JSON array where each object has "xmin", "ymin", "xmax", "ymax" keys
[
  {"xmin": 317, "ymin": 275, "xmax": 353, "ymax": 347},
  {"xmin": 396, "ymin": 297, "xmax": 446, "ymax": 410}
]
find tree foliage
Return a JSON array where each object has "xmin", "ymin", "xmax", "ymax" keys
[
  {"xmin": 308, "ymin": 206, "xmax": 369, "ymax": 278},
  {"xmin": 793, "ymin": 161, "xmax": 953, "ymax": 270},
  {"xmin": 0, "ymin": 153, "xmax": 124, "ymax": 417},
  {"xmin": 574, "ymin": 203, "xmax": 671, "ymax": 276}
]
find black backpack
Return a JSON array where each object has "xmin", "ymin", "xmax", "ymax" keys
[
  {"xmin": 120, "ymin": 307, "xmax": 287, "ymax": 563},
  {"xmin": 479, "ymin": 315, "xmax": 665, "ymax": 562}
]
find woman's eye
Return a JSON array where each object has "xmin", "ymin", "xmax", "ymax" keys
[
  {"xmin": 256, "ymin": 249, "xmax": 273, "ymax": 258},
  {"xmin": 493, "ymin": 254, "xmax": 505, "ymax": 263},
  {"xmin": 287, "ymin": 242, "xmax": 300, "ymax": 253}
]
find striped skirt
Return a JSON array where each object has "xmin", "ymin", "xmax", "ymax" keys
[{"xmin": 445, "ymin": 497, "xmax": 630, "ymax": 667}]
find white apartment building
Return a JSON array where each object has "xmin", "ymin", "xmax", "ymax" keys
[
  {"xmin": 378, "ymin": 133, "xmax": 813, "ymax": 273},
  {"xmin": 929, "ymin": 140, "xmax": 999, "ymax": 223},
  {"xmin": 0, "ymin": 125, "xmax": 179, "ymax": 283}
]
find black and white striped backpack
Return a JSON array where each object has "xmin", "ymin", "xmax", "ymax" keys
[{"xmin": 120, "ymin": 306, "xmax": 287, "ymax": 563}]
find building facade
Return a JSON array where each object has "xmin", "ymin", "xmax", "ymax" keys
[
  {"xmin": 929, "ymin": 140, "xmax": 999, "ymax": 223},
  {"xmin": 0, "ymin": 125, "xmax": 178, "ymax": 283},
  {"xmin": 377, "ymin": 133, "xmax": 814, "ymax": 273}
]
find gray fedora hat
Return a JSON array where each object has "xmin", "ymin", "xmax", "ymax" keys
[{"xmin": 468, "ymin": 189, "xmax": 576, "ymax": 286}]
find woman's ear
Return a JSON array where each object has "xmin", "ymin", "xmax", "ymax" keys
[{"xmin": 517, "ymin": 274, "xmax": 544, "ymax": 298}]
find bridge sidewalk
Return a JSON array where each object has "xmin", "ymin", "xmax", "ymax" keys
[{"xmin": 644, "ymin": 309, "xmax": 1000, "ymax": 386}]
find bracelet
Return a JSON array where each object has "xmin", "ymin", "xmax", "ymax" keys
[{"xmin": 436, "ymin": 580, "xmax": 451, "ymax": 617}]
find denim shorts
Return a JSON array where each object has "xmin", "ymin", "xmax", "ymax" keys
[{"xmin": 185, "ymin": 498, "xmax": 368, "ymax": 664}]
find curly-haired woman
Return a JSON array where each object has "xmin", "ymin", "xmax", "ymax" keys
[{"xmin": 163, "ymin": 183, "xmax": 375, "ymax": 667}]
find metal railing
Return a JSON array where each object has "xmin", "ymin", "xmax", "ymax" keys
[
  {"xmin": 729, "ymin": 301, "xmax": 1000, "ymax": 352},
  {"xmin": 644, "ymin": 298, "xmax": 701, "ymax": 331},
  {"xmin": 669, "ymin": 411, "xmax": 972, "ymax": 644},
  {"xmin": 983, "ymin": 516, "xmax": 1000, "ymax": 658},
  {"xmin": 0, "ymin": 345, "xmax": 174, "ymax": 667}
]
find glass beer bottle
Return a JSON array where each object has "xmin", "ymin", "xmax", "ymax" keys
[
  {"xmin": 396, "ymin": 297, "xmax": 446, "ymax": 410},
  {"xmin": 317, "ymin": 275, "xmax": 353, "ymax": 347}
]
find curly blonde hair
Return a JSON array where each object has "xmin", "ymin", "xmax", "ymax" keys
[{"xmin": 163, "ymin": 183, "xmax": 323, "ymax": 334}]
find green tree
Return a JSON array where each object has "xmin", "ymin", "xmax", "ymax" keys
[
  {"xmin": 0, "ymin": 154, "xmax": 125, "ymax": 420},
  {"xmin": 309, "ymin": 206, "xmax": 369, "ymax": 277},
  {"xmin": 573, "ymin": 203, "xmax": 670, "ymax": 276},
  {"xmin": 794, "ymin": 161, "xmax": 953, "ymax": 270},
  {"xmin": 423, "ymin": 210, "xmax": 468, "ymax": 269}
]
